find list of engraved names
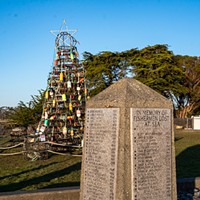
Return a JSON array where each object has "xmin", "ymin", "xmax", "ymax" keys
[
  {"xmin": 82, "ymin": 108, "xmax": 119, "ymax": 200},
  {"xmin": 131, "ymin": 108, "xmax": 172, "ymax": 200}
]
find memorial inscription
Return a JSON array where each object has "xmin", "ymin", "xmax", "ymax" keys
[
  {"xmin": 131, "ymin": 108, "xmax": 172, "ymax": 200},
  {"xmin": 82, "ymin": 108, "xmax": 119, "ymax": 200}
]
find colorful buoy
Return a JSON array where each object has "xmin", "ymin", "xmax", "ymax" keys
[
  {"xmin": 60, "ymin": 72, "xmax": 64, "ymax": 81},
  {"xmin": 62, "ymin": 94, "xmax": 66, "ymax": 101},
  {"xmin": 63, "ymin": 126, "xmax": 67, "ymax": 134},
  {"xmin": 76, "ymin": 110, "xmax": 81, "ymax": 117},
  {"xmin": 69, "ymin": 103, "xmax": 73, "ymax": 111}
]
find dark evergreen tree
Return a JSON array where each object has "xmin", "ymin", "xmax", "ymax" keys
[
  {"xmin": 174, "ymin": 55, "xmax": 200, "ymax": 117},
  {"xmin": 130, "ymin": 44, "xmax": 187, "ymax": 96},
  {"xmin": 8, "ymin": 91, "xmax": 44, "ymax": 128},
  {"xmin": 83, "ymin": 49, "xmax": 137, "ymax": 96}
]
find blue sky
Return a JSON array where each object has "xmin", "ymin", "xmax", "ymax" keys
[{"xmin": 0, "ymin": 0, "xmax": 200, "ymax": 107}]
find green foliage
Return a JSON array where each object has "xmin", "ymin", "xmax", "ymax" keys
[
  {"xmin": 83, "ymin": 50, "xmax": 138, "ymax": 96},
  {"xmin": 173, "ymin": 55, "xmax": 200, "ymax": 117},
  {"xmin": 130, "ymin": 44, "xmax": 188, "ymax": 96},
  {"xmin": 8, "ymin": 90, "xmax": 44, "ymax": 127},
  {"xmin": 83, "ymin": 44, "xmax": 200, "ymax": 117}
]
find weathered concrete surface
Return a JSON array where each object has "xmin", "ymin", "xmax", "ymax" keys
[
  {"xmin": 0, "ymin": 187, "xmax": 80, "ymax": 200},
  {"xmin": 80, "ymin": 78, "xmax": 177, "ymax": 200}
]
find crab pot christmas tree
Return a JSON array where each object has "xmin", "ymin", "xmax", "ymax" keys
[{"xmin": 25, "ymin": 22, "xmax": 87, "ymax": 159}]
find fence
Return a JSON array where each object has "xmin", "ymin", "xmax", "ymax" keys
[{"xmin": 174, "ymin": 118, "xmax": 193, "ymax": 129}]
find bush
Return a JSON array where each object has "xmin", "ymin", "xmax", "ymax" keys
[{"xmin": 8, "ymin": 90, "xmax": 44, "ymax": 128}]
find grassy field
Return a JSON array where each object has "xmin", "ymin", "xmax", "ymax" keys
[{"xmin": 0, "ymin": 130, "xmax": 200, "ymax": 193}]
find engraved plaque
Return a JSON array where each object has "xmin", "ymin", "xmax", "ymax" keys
[
  {"xmin": 82, "ymin": 108, "xmax": 119, "ymax": 200},
  {"xmin": 131, "ymin": 108, "xmax": 172, "ymax": 200}
]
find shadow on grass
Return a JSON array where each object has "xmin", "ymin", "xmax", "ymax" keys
[
  {"xmin": 0, "ymin": 162, "xmax": 81, "ymax": 192},
  {"xmin": 0, "ymin": 162, "xmax": 59, "ymax": 181},
  {"xmin": 176, "ymin": 144, "xmax": 200, "ymax": 196},
  {"xmin": 175, "ymin": 137, "xmax": 183, "ymax": 142},
  {"xmin": 176, "ymin": 144, "xmax": 200, "ymax": 179},
  {"xmin": 41, "ymin": 181, "xmax": 80, "ymax": 189}
]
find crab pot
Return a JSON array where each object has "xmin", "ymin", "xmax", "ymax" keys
[{"xmin": 24, "ymin": 141, "xmax": 49, "ymax": 160}]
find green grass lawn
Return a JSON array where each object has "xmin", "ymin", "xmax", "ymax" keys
[
  {"xmin": 175, "ymin": 130, "xmax": 200, "ymax": 178},
  {"xmin": 0, "ymin": 130, "xmax": 200, "ymax": 193}
]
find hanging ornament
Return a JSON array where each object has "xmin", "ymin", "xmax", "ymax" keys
[
  {"xmin": 60, "ymin": 72, "xmax": 64, "ymax": 81},
  {"xmin": 50, "ymin": 115, "xmax": 56, "ymax": 120},
  {"xmin": 40, "ymin": 134, "xmax": 46, "ymax": 142},
  {"xmin": 76, "ymin": 110, "xmax": 81, "ymax": 117},
  {"xmin": 40, "ymin": 125, "xmax": 46, "ymax": 133},
  {"xmin": 70, "ymin": 128, "xmax": 74, "ymax": 137},
  {"xmin": 54, "ymin": 60, "xmax": 58, "ymax": 66},
  {"xmin": 67, "ymin": 116, "xmax": 73, "ymax": 120},
  {"xmin": 84, "ymin": 88, "xmax": 87, "ymax": 95},
  {"xmin": 44, "ymin": 119, "xmax": 48, "ymax": 126},
  {"xmin": 35, "ymin": 127, "xmax": 40, "ymax": 135},
  {"xmin": 45, "ymin": 91, "xmax": 49, "ymax": 99},
  {"xmin": 77, "ymin": 72, "xmax": 80, "ymax": 83},
  {"xmin": 62, "ymin": 94, "xmax": 67, "ymax": 101},
  {"xmin": 53, "ymin": 99, "xmax": 56, "ymax": 107},
  {"xmin": 44, "ymin": 112, "xmax": 48, "ymax": 119},
  {"xmin": 69, "ymin": 102, "xmax": 73, "ymax": 111},
  {"xmin": 80, "ymin": 78, "xmax": 84, "ymax": 83},
  {"xmin": 75, "ymin": 51, "xmax": 79, "ymax": 57},
  {"xmin": 49, "ymin": 89, "xmax": 54, "ymax": 97},
  {"xmin": 77, "ymin": 86, "xmax": 80, "ymax": 91},
  {"xmin": 67, "ymin": 80, "xmax": 72, "ymax": 88},
  {"xmin": 70, "ymin": 50, "xmax": 74, "ymax": 60},
  {"xmin": 57, "ymin": 51, "xmax": 61, "ymax": 56},
  {"xmin": 78, "ymin": 95, "xmax": 81, "ymax": 101},
  {"xmin": 81, "ymin": 139, "xmax": 84, "ymax": 147},
  {"xmin": 63, "ymin": 126, "xmax": 67, "ymax": 134}
]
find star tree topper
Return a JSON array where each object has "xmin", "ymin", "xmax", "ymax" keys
[{"xmin": 50, "ymin": 19, "xmax": 79, "ymax": 47}]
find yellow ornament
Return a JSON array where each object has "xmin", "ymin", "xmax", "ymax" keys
[
  {"xmin": 69, "ymin": 103, "xmax": 73, "ymax": 111},
  {"xmin": 70, "ymin": 129, "xmax": 74, "ymax": 137},
  {"xmin": 53, "ymin": 99, "xmax": 56, "ymax": 107},
  {"xmin": 45, "ymin": 91, "xmax": 49, "ymax": 99},
  {"xmin": 62, "ymin": 94, "xmax": 66, "ymax": 101},
  {"xmin": 60, "ymin": 72, "xmax": 63, "ymax": 81}
]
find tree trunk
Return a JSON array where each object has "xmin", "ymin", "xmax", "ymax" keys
[{"xmin": 177, "ymin": 103, "xmax": 195, "ymax": 118}]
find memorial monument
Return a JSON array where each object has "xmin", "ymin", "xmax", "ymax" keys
[{"xmin": 80, "ymin": 78, "xmax": 176, "ymax": 200}]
